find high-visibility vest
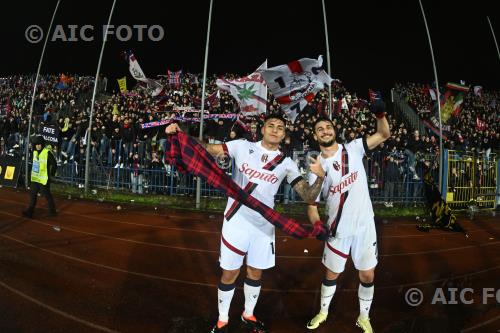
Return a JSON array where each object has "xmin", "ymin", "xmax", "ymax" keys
[{"xmin": 31, "ymin": 146, "xmax": 53, "ymax": 185}]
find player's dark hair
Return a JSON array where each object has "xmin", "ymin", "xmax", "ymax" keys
[
  {"xmin": 312, "ymin": 117, "xmax": 334, "ymax": 132},
  {"xmin": 263, "ymin": 114, "xmax": 286, "ymax": 126}
]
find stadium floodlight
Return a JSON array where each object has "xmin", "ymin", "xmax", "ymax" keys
[
  {"xmin": 196, "ymin": 0, "xmax": 214, "ymax": 209},
  {"xmin": 84, "ymin": 0, "xmax": 117, "ymax": 194},
  {"xmin": 418, "ymin": 0, "xmax": 444, "ymax": 192},
  {"xmin": 25, "ymin": 0, "xmax": 61, "ymax": 188}
]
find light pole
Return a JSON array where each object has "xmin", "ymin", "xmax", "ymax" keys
[
  {"xmin": 25, "ymin": 0, "xmax": 62, "ymax": 187},
  {"xmin": 196, "ymin": 0, "xmax": 214, "ymax": 209},
  {"xmin": 321, "ymin": 0, "xmax": 333, "ymax": 118},
  {"xmin": 418, "ymin": 0, "xmax": 443, "ymax": 191},
  {"xmin": 84, "ymin": 0, "xmax": 117, "ymax": 194}
]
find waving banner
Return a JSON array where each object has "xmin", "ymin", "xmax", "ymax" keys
[
  {"xmin": 216, "ymin": 61, "xmax": 267, "ymax": 116},
  {"xmin": 440, "ymin": 82, "xmax": 469, "ymax": 123},
  {"xmin": 128, "ymin": 52, "xmax": 164, "ymax": 96},
  {"xmin": 117, "ymin": 77, "xmax": 127, "ymax": 93},
  {"xmin": 261, "ymin": 56, "xmax": 332, "ymax": 122}
]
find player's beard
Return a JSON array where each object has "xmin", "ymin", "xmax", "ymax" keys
[
  {"xmin": 318, "ymin": 137, "xmax": 335, "ymax": 147},
  {"xmin": 319, "ymin": 139, "xmax": 335, "ymax": 147}
]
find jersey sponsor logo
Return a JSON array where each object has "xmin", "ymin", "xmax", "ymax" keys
[
  {"xmin": 239, "ymin": 163, "xmax": 279, "ymax": 184},
  {"xmin": 328, "ymin": 171, "xmax": 358, "ymax": 195}
]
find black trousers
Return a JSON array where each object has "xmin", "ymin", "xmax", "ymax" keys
[{"xmin": 27, "ymin": 181, "xmax": 56, "ymax": 213}]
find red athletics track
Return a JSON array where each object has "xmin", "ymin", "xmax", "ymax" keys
[{"xmin": 0, "ymin": 187, "xmax": 499, "ymax": 333}]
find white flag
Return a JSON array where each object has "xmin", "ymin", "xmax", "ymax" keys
[
  {"xmin": 341, "ymin": 97, "xmax": 348, "ymax": 110},
  {"xmin": 261, "ymin": 56, "xmax": 332, "ymax": 122},
  {"xmin": 428, "ymin": 88, "xmax": 437, "ymax": 101},
  {"xmin": 473, "ymin": 85, "xmax": 482, "ymax": 97},
  {"xmin": 129, "ymin": 53, "xmax": 148, "ymax": 82},
  {"xmin": 128, "ymin": 53, "xmax": 163, "ymax": 96},
  {"xmin": 216, "ymin": 61, "xmax": 268, "ymax": 116}
]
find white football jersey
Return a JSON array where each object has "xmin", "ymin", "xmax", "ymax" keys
[
  {"xmin": 309, "ymin": 138, "xmax": 374, "ymax": 238},
  {"xmin": 223, "ymin": 139, "xmax": 303, "ymax": 226}
]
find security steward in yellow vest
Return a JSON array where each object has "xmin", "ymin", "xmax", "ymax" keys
[{"xmin": 22, "ymin": 135, "xmax": 57, "ymax": 218}]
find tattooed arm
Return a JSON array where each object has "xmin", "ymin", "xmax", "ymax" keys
[
  {"xmin": 292, "ymin": 156, "xmax": 326, "ymax": 204},
  {"xmin": 293, "ymin": 176, "xmax": 324, "ymax": 205}
]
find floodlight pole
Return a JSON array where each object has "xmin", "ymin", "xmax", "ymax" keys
[
  {"xmin": 419, "ymin": 0, "xmax": 443, "ymax": 192},
  {"xmin": 84, "ymin": 0, "xmax": 117, "ymax": 194},
  {"xmin": 25, "ymin": 0, "xmax": 61, "ymax": 187},
  {"xmin": 196, "ymin": 0, "xmax": 214, "ymax": 209},
  {"xmin": 321, "ymin": 0, "xmax": 333, "ymax": 118}
]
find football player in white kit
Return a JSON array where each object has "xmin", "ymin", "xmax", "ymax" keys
[
  {"xmin": 306, "ymin": 100, "xmax": 390, "ymax": 333},
  {"xmin": 166, "ymin": 114, "xmax": 326, "ymax": 333}
]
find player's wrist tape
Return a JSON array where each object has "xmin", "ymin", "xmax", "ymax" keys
[{"xmin": 375, "ymin": 112, "xmax": 385, "ymax": 119}]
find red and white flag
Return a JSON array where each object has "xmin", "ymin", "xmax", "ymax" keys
[
  {"xmin": 128, "ymin": 53, "xmax": 164, "ymax": 96},
  {"xmin": 216, "ymin": 61, "xmax": 267, "ymax": 116},
  {"xmin": 261, "ymin": 55, "xmax": 332, "ymax": 122},
  {"xmin": 191, "ymin": 90, "xmax": 219, "ymax": 109}
]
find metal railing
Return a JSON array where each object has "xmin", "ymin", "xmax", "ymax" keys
[
  {"xmin": 445, "ymin": 150, "xmax": 498, "ymax": 209},
  {"xmin": 5, "ymin": 135, "xmax": 496, "ymax": 209},
  {"xmin": 50, "ymin": 150, "xmax": 439, "ymax": 205}
]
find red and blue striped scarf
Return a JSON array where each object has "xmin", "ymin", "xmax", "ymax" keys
[{"xmin": 165, "ymin": 132, "xmax": 327, "ymax": 240}]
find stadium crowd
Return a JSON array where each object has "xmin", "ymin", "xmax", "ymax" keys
[
  {"xmin": 1, "ymin": 73, "xmax": 498, "ymax": 204},
  {"xmin": 395, "ymin": 82, "xmax": 500, "ymax": 153}
]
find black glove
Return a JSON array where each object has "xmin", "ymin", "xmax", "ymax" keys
[
  {"xmin": 313, "ymin": 221, "xmax": 330, "ymax": 242},
  {"xmin": 370, "ymin": 99, "xmax": 386, "ymax": 118}
]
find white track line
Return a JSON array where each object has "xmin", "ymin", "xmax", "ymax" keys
[
  {"xmin": 0, "ymin": 211, "xmax": 500, "ymax": 260},
  {"xmin": 1, "ymin": 197, "xmax": 497, "ymax": 240},
  {"xmin": 460, "ymin": 314, "xmax": 500, "ymax": 332},
  {"xmin": 0, "ymin": 197, "xmax": 221, "ymax": 234},
  {"xmin": 2, "ymin": 211, "xmax": 498, "ymax": 259},
  {"xmin": 379, "ymin": 241, "xmax": 500, "ymax": 257},
  {"xmin": 0, "ymin": 279, "xmax": 120, "ymax": 333},
  {"xmin": 1, "ymin": 233, "xmax": 499, "ymax": 294},
  {"xmin": 1, "ymin": 233, "xmax": 218, "ymax": 288},
  {"xmin": 0, "ymin": 211, "xmax": 219, "ymax": 254}
]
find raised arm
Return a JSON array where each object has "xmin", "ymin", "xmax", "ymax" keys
[
  {"xmin": 366, "ymin": 100, "xmax": 391, "ymax": 150},
  {"xmin": 165, "ymin": 123, "xmax": 225, "ymax": 157}
]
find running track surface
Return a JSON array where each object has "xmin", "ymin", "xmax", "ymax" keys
[{"xmin": 0, "ymin": 187, "xmax": 499, "ymax": 333}]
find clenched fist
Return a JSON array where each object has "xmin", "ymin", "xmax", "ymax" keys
[{"xmin": 165, "ymin": 123, "xmax": 182, "ymax": 135}]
